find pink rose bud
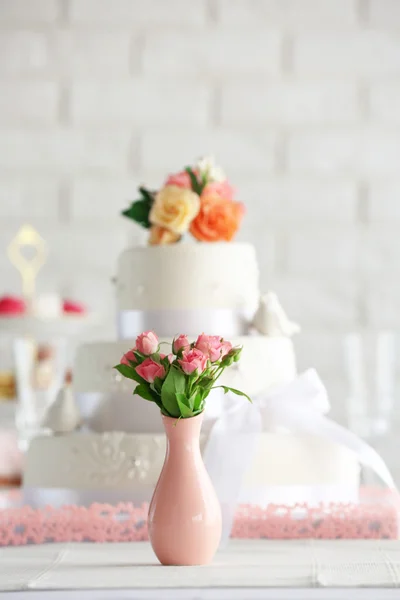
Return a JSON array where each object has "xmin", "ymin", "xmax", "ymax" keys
[
  {"xmin": 136, "ymin": 358, "xmax": 166, "ymax": 383},
  {"xmin": 195, "ymin": 334, "xmax": 224, "ymax": 362},
  {"xmin": 173, "ymin": 334, "xmax": 190, "ymax": 354},
  {"xmin": 136, "ymin": 331, "xmax": 159, "ymax": 355},
  {"xmin": 178, "ymin": 348, "xmax": 208, "ymax": 375},
  {"xmin": 220, "ymin": 341, "xmax": 233, "ymax": 358},
  {"xmin": 120, "ymin": 349, "xmax": 137, "ymax": 366}
]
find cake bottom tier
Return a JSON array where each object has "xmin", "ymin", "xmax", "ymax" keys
[{"xmin": 23, "ymin": 431, "xmax": 360, "ymax": 507}]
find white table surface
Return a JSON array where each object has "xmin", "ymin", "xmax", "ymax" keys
[{"xmin": 1, "ymin": 539, "xmax": 400, "ymax": 599}]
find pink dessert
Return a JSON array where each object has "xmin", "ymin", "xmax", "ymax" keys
[
  {"xmin": 63, "ymin": 299, "xmax": 86, "ymax": 315},
  {"xmin": 0, "ymin": 295, "xmax": 26, "ymax": 316}
]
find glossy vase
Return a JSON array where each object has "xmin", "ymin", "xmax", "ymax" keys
[{"xmin": 148, "ymin": 412, "xmax": 222, "ymax": 566}]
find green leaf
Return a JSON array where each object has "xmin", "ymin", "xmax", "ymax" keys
[
  {"xmin": 160, "ymin": 356, "xmax": 172, "ymax": 370},
  {"xmin": 216, "ymin": 385, "xmax": 252, "ymax": 403},
  {"xmin": 114, "ymin": 364, "xmax": 136, "ymax": 380},
  {"xmin": 184, "ymin": 391, "xmax": 196, "ymax": 411},
  {"xmin": 114, "ymin": 364, "xmax": 146, "ymax": 385},
  {"xmin": 122, "ymin": 198, "xmax": 152, "ymax": 229},
  {"xmin": 185, "ymin": 166, "xmax": 203, "ymax": 195},
  {"xmin": 135, "ymin": 383, "xmax": 159, "ymax": 403},
  {"xmin": 153, "ymin": 376, "xmax": 164, "ymax": 394},
  {"xmin": 194, "ymin": 392, "xmax": 203, "ymax": 412},
  {"xmin": 138, "ymin": 186, "xmax": 155, "ymax": 203},
  {"xmin": 192, "ymin": 409, "xmax": 204, "ymax": 417},
  {"xmin": 160, "ymin": 367, "xmax": 187, "ymax": 418},
  {"xmin": 197, "ymin": 375, "xmax": 214, "ymax": 389},
  {"xmin": 176, "ymin": 394, "xmax": 194, "ymax": 418}
]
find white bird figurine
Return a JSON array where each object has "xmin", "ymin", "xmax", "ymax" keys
[
  {"xmin": 252, "ymin": 292, "xmax": 300, "ymax": 337},
  {"xmin": 41, "ymin": 385, "xmax": 81, "ymax": 433}
]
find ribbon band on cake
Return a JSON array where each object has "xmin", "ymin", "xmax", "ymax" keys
[
  {"xmin": 202, "ymin": 369, "xmax": 396, "ymax": 543},
  {"xmin": 117, "ymin": 308, "xmax": 249, "ymax": 339}
]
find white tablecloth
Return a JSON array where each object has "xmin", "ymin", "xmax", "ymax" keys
[{"xmin": 1, "ymin": 540, "xmax": 400, "ymax": 598}]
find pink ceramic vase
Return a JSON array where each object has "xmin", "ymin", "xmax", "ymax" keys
[{"xmin": 148, "ymin": 412, "xmax": 222, "ymax": 566}]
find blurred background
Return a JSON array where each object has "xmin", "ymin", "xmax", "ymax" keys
[{"xmin": 0, "ymin": 1, "xmax": 400, "ymax": 480}]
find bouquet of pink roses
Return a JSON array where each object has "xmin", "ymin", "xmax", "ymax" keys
[{"xmin": 115, "ymin": 331, "xmax": 251, "ymax": 419}]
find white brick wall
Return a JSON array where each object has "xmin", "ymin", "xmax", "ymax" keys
[
  {"xmin": 69, "ymin": 0, "xmax": 208, "ymax": 26},
  {"xmin": 0, "ymin": 83, "xmax": 59, "ymax": 125},
  {"xmin": 0, "ymin": 32, "xmax": 49, "ymax": 75},
  {"xmin": 288, "ymin": 130, "xmax": 400, "ymax": 176},
  {"xmin": 370, "ymin": 82, "xmax": 400, "ymax": 125},
  {"xmin": 1, "ymin": 0, "xmax": 400, "ymax": 435},
  {"xmin": 0, "ymin": 130, "xmax": 131, "ymax": 171},
  {"xmin": 368, "ymin": 0, "xmax": 400, "ymax": 28},
  {"xmin": 368, "ymin": 182, "xmax": 400, "ymax": 220},
  {"xmin": 217, "ymin": 0, "xmax": 358, "ymax": 28},
  {"xmin": 293, "ymin": 32, "xmax": 400, "ymax": 76},
  {"xmin": 221, "ymin": 81, "xmax": 360, "ymax": 126},
  {"xmin": 70, "ymin": 81, "xmax": 211, "ymax": 126},
  {"xmin": 285, "ymin": 230, "xmax": 358, "ymax": 274},
  {"xmin": 142, "ymin": 130, "xmax": 277, "ymax": 173},
  {"xmin": 49, "ymin": 32, "xmax": 133, "ymax": 77},
  {"xmin": 0, "ymin": 0, "xmax": 60, "ymax": 23},
  {"xmin": 143, "ymin": 31, "xmax": 282, "ymax": 76}
]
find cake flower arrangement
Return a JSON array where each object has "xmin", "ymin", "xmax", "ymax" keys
[
  {"xmin": 122, "ymin": 156, "xmax": 244, "ymax": 245},
  {"xmin": 115, "ymin": 331, "xmax": 251, "ymax": 418}
]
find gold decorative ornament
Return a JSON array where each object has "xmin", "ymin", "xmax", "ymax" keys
[{"xmin": 7, "ymin": 225, "xmax": 47, "ymax": 301}]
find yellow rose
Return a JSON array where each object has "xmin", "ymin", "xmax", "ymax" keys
[
  {"xmin": 148, "ymin": 225, "xmax": 181, "ymax": 245},
  {"xmin": 149, "ymin": 185, "xmax": 200, "ymax": 235}
]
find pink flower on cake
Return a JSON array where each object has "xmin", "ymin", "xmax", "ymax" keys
[
  {"xmin": 136, "ymin": 331, "xmax": 158, "ymax": 355},
  {"xmin": 165, "ymin": 171, "xmax": 192, "ymax": 189},
  {"xmin": 178, "ymin": 348, "xmax": 208, "ymax": 375},
  {"xmin": 136, "ymin": 358, "xmax": 166, "ymax": 383},
  {"xmin": 120, "ymin": 349, "xmax": 137, "ymax": 366},
  {"xmin": 220, "ymin": 340, "xmax": 233, "ymax": 358},
  {"xmin": 202, "ymin": 181, "xmax": 235, "ymax": 201},
  {"xmin": 195, "ymin": 334, "xmax": 223, "ymax": 362},
  {"xmin": 173, "ymin": 334, "xmax": 190, "ymax": 354}
]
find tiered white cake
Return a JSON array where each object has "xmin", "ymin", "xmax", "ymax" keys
[{"xmin": 23, "ymin": 242, "xmax": 360, "ymax": 507}]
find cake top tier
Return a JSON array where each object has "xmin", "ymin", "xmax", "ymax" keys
[
  {"xmin": 118, "ymin": 157, "xmax": 258, "ymax": 336},
  {"xmin": 117, "ymin": 242, "xmax": 259, "ymax": 313}
]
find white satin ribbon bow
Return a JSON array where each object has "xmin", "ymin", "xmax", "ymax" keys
[{"xmin": 203, "ymin": 369, "xmax": 396, "ymax": 542}]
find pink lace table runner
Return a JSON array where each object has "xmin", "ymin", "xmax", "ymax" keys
[{"xmin": 0, "ymin": 488, "xmax": 399, "ymax": 546}]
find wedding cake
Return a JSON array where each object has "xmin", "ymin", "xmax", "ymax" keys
[{"xmin": 23, "ymin": 157, "xmax": 360, "ymax": 507}]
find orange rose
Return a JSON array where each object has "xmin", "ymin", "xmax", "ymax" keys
[
  {"xmin": 148, "ymin": 225, "xmax": 181, "ymax": 245},
  {"xmin": 190, "ymin": 194, "xmax": 244, "ymax": 242}
]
